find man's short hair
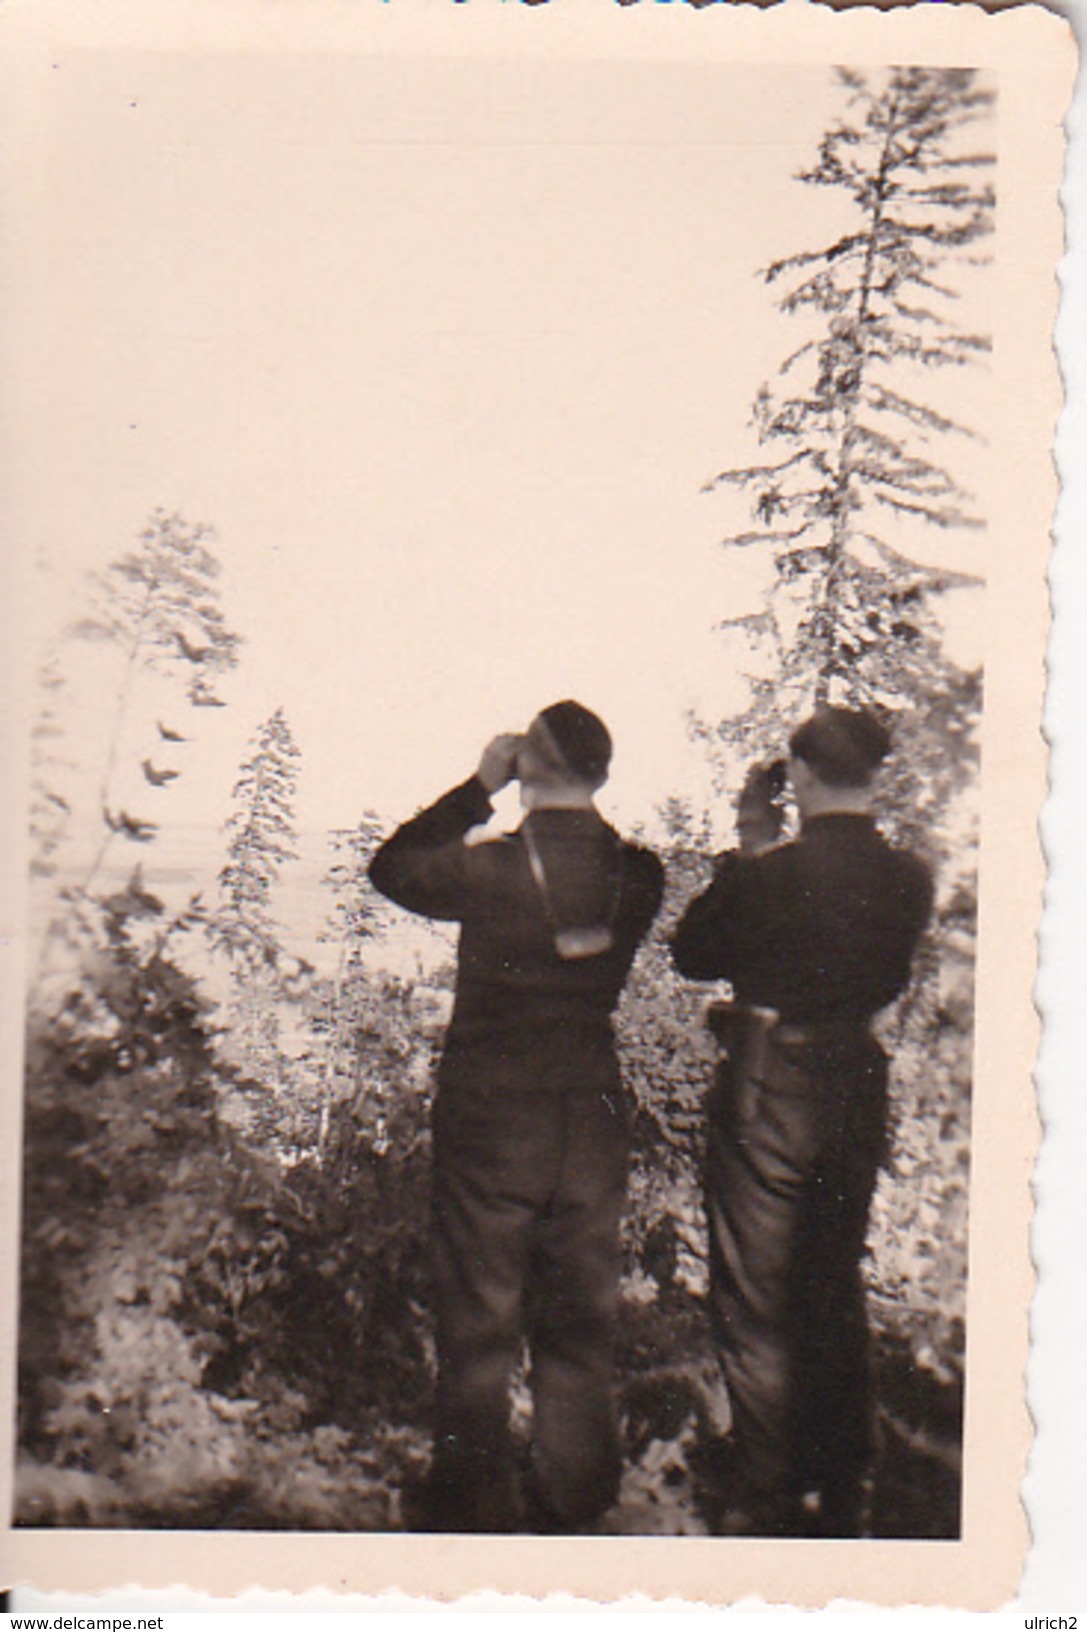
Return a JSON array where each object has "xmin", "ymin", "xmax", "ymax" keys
[
  {"xmin": 539, "ymin": 700, "xmax": 612, "ymax": 786},
  {"xmin": 788, "ymin": 705, "xmax": 891, "ymax": 788}
]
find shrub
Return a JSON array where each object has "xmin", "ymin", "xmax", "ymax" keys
[{"xmin": 18, "ymin": 884, "xmax": 442, "ymax": 1526}]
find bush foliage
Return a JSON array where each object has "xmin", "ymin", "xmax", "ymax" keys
[{"xmin": 18, "ymin": 810, "xmax": 971, "ymax": 1536}]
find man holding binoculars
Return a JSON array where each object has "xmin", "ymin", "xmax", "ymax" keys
[
  {"xmin": 370, "ymin": 701, "xmax": 663, "ymax": 1533},
  {"xmin": 672, "ymin": 706, "xmax": 933, "ymax": 1537}
]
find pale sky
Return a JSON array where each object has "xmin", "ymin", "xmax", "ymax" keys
[{"xmin": 17, "ymin": 50, "xmax": 992, "ymax": 859}]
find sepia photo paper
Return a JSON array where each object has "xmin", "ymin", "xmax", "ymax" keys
[{"xmin": 0, "ymin": 0, "xmax": 1075, "ymax": 1609}]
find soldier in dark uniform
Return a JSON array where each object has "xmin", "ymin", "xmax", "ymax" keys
[
  {"xmin": 369, "ymin": 701, "xmax": 663, "ymax": 1533},
  {"xmin": 671, "ymin": 706, "xmax": 933, "ymax": 1537}
]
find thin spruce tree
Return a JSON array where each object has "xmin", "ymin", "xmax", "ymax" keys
[
  {"xmin": 305, "ymin": 815, "xmax": 389, "ymax": 1157},
  {"xmin": 70, "ymin": 509, "xmax": 241, "ymax": 890},
  {"xmin": 701, "ymin": 65, "xmax": 994, "ymax": 846},
  {"xmin": 214, "ymin": 708, "xmax": 301, "ymax": 1085},
  {"xmin": 321, "ymin": 816, "xmax": 387, "ymax": 972}
]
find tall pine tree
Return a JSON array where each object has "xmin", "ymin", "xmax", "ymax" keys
[
  {"xmin": 306, "ymin": 815, "xmax": 387, "ymax": 1155},
  {"xmin": 214, "ymin": 708, "xmax": 301, "ymax": 1084},
  {"xmin": 701, "ymin": 66, "xmax": 993, "ymax": 847},
  {"xmin": 71, "ymin": 509, "xmax": 241, "ymax": 888}
]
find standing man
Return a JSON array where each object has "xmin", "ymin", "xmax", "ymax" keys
[
  {"xmin": 369, "ymin": 702, "xmax": 663, "ymax": 1533},
  {"xmin": 671, "ymin": 706, "xmax": 933, "ymax": 1537}
]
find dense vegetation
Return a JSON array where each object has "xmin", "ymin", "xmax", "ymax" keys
[{"xmin": 16, "ymin": 800, "xmax": 971, "ymax": 1537}]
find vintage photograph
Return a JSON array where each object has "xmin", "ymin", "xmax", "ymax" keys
[{"xmin": 0, "ymin": 4, "xmax": 1069, "ymax": 1605}]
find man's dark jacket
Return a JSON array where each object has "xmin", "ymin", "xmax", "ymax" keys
[
  {"xmin": 370, "ymin": 775, "xmax": 664, "ymax": 1067},
  {"xmin": 671, "ymin": 812, "xmax": 932, "ymax": 1023}
]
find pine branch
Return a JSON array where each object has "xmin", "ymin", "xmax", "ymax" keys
[
  {"xmin": 702, "ymin": 449, "xmax": 814, "ymax": 492},
  {"xmin": 890, "ymin": 218, "xmax": 994, "ymax": 250},
  {"xmin": 858, "ymin": 532, "xmax": 984, "ymax": 587},
  {"xmin": 720, "ymin": 522, "xmax": 817, "ymax": 550},
  {"xmin": 780, "ymin": 343, "xmax": 819, "ymax": 378},
  {"xmin": 884, "ymin": 299, "xmax": 953, "ymax": 328},
  {"xmin": 899, "ymin": 183, "xmax": 996, "ymax": 209},
  {"xmin": 871, "ymin": 491, "xmax": 985, "ymax": 529},
  {"xmin": 849, "ymin": 420, "xmax": 961, "ymax": 476},
  {"xmin": 778, "ymin": 276, "xmax": 857, "ymax": 317},
  {"xmin": 867, "ymin": 331, "xmax": 989, "ymax": 369},
  {"xmin": 765, "ymin": 233, "xmax": 872, "ymax": 283},
  {"xmin": 864, "ymin": 385, "xmax": 978, "ymax": 438}
]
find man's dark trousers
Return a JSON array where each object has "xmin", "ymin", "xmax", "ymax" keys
[
  {"xmin": 705, "ymin": 1021, "xmax": 889, "ymax": 1532},
  {"xmin": 428, "ymin": 1029, "xmax": 629, "ymax": 1532}
]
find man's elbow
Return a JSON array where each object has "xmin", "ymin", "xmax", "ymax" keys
[
  {"xmin": 367, "ymin": 847, "xmax": 402, "ymax": 905},
  {"xmin": 368, "ymin": 849, "xmax": 448, "ymax": 918}
]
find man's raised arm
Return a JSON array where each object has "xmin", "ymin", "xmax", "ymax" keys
[
  {"xmin": 670, "ymin": 851, "xmax": 747, "ymax": 981},
  {"xmin": 368, "ymin": 734, "xmax": 520, "ymax": 920}
]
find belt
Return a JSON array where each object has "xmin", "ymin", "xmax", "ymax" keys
[
  {"xmin": 775, "ymin": 1019, "xmax": 873, "ymax": 1047},
  {"xmin": 706, "ymin": 1001, "xmax": 870, "ymax": 1050}
]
